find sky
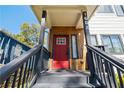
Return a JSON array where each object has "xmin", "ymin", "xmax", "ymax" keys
[{"xmin": 0, "ymin": 5, "xmax": 39, "ymax": 34}]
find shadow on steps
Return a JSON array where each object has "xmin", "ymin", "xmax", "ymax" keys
[{"xmin": 32, "ymin": 70, "xmax": 94, "ymax": 88}]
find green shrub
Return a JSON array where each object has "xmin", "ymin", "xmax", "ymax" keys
[{"xmin": 115, "ymin": 74, "xmax": 124, "ymax": 88}]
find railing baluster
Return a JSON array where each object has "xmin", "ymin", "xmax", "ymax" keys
[
  {"xmin": 104, "ymin": 61, "xmax": 112, "ymax": 88},
  {"xmin": 98, "ymin": 56, "xmax": 106, "ymax": 86},
  {"xmin": 29, "ymin": 56, "xmax": 34, "ymax": 80},
  {"xmin": 11, "ymin": 70, "xmax": 18, "ymax": 88},
  {"xmin": 17, "ymin": 65, "xmax": 23, "ymax": 88},
  {"xmin": 87, "ymin": 49, "xmax": 97, "ymax": 84},
  {"xmin": 117, "ymin": 69, "xmax": 124, "ymax": 88},
  {"xmin": 22, "ymin": 61, "xmax": 28, "ymax": 88},
  {"xmin": 97, "ymin": 55, "xmax": 103, "ymax": 80},
  {"xmin": 25, "ymin": 58, "xmax": 31, "ymax": 87},
  {"xmin": 0, "ymin": 37, "xmax": 5, "ymax": 48},
  {"xmin": 32, "ymin": 56, "xmax": 36, "ymax": 74},
  {"xmin": 94, "ymin": 53, "xmax": 101, "ymax": 78},
  {"xmin": 1, "ymin": 81, "xmax": 6, "ymax": 88},
  {"xmin": 4, "ymin": 77, "xmax": 10, "ymax": 88},
  {"xmin": 109, "ymin": 65, "xmax": 118, "ymax": 88},
  {"xmin": 92, "ymin": 52, "xmax": 98, "ymax": 75},
  {"xmin": 91, "ymin": 51, "xmax": 97, "ymax": 73},
  {"xmin": 100, "ymin": 58, "xmax": 108, "ymax": 87},
  {"xmin": 30, "ymin": 56, "xmax": 36, "ymax": 78}
]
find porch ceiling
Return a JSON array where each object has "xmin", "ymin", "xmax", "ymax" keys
[{"xmin": 31, "ymin": 5, "xmax": 98, "ymax": 29}]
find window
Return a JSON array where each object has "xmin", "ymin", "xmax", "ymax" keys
[
  {"xmin": 56, "ymin": 37, "xmax": 66, "ymax": 45},
  {"xmin": 97, "ymin": 5, "xmax": 114, "ymax": 13},
  {"xmin": 43, "ymin": 28, "xmax": 50, "ymax": 50},
  {"xmin": 71, "ymin": 35, "xmax": 78, "ymax": 59},
  {"xmin": 90, "ymin": 35, "xmax": 98, "ymax": 46},
  {"xmin": 114, "ymin": 5, "xmax": 124, "ymax": 16},
  {"xmin": 101, "ymin": 35, "xmax": 124, "ymax": 54}
]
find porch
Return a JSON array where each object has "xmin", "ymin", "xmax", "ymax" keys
[
  {"xmin": 0, "ymin": 5, "xmax": 124, "ymax": 88},
  {"xmin": 31, "ymin": 5, "xmax": 97, "ymax": 71}
]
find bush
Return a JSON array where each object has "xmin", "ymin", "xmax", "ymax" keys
[{"xmin": 116, "ymin": 74, "xmax": 124, "ymax": 87}]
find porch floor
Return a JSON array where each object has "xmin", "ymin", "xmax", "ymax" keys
[{"xmin": 32, "ymin": 70, "xmax": 94, "ymax": 88}]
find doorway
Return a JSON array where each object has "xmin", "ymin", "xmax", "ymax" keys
[{"xmin": 53, "ymin": 35, "xmax": 69, "ymax": 69}]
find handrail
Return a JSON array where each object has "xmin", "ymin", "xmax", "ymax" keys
[
  {"xmin": 0, "ymin": 44, "xmax": 50, "ymax": 88},
  {"xmin": 87, "ymin": 45, "xmax": 124, "ymax": 88},
  {"xmin": 87, "ymin": 45, "xmax": 124, "ymax": 70},
  {"xmin": 0, "ymin": 44, "xmax": 41, "ymax": 83}
]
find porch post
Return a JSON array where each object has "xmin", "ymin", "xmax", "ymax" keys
[
  {"xmin": 36, "ymin": 10, "xmax": 47, "ymax": 73},
  {"xmin": 39, "ymin": 10, "xmax": 47, "ymax": 44},
  {"xmin": 82, "ymin": 11, "xmax": 91, "ymax": 45},
  {"xmin": 82, "ymin": 11, "xmax": 96, "ymax": 84}
]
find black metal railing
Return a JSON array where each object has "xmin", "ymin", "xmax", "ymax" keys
[
  {"xmin": 0, "ymin": 44, "xmax": 50, "ymax": 88},
  {"xmin": 87, "ymin": 45, "xmax": 124, "ymax": 88},
  {"xmin": 0, "ymin": 30, "xmax": 30, "ymax": 64}
]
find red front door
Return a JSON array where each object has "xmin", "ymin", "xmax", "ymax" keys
[{"xmin": 53, "ymin": 35, "xmax": 69, "ymax": 69}]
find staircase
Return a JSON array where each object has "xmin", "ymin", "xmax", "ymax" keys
[
  {"xmin": 0, "ymin": 31, "xmax": 124, "ymax": 88},
  {"xmin": 32, "ymin": 70, "xmax": 94, "ymax": 88}
]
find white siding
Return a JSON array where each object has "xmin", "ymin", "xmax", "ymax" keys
[
  {"xmin": 89, "ymin": 13, "xmax": 124, "ymax": 35},
  {"xmin": 89, "ymin": 12, "xmax": 124, "ymax": 61}
]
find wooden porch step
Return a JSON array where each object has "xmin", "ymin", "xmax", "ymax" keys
[{"xmin": 32, "ymin": 70, "xmax": 94, "ymax": 88}]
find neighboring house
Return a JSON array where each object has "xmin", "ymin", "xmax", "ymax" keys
[{"xmin": 89, "ymin": 5, "xmax": 124, "ymax": 61}]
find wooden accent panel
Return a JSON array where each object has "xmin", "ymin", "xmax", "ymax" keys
[{"xmin": 49, "ymin": 26, "xmax": 87, "ymax": 71}]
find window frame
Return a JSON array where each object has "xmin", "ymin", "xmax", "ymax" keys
[
  {"xmin": 114, "ymin": 5, "xmax": 124, "ymax": 16},
  {"xmin": 43, "ymin": 28, "xmax": 50, "ymax": 50},
  {"xmin": 56, "ymin": 37, "xmax": 66, "ymax": 45},
  {"xmin": 97, "ymin": 5, "xmax": 114, "ymax": 13},
  {"xmin": 101, "ymin": 34, "xmax": 124, "ymax": 55},
  {"xmin": 71, "ymin": 34, "xmax": 78, "ymax": 59},
  {"xmin": 90, "ymin": 35, "xmax": 98, "ymax": 46}
]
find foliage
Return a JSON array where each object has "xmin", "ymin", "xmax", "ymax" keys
[
  {"xmin": 115, "ymin": 74, "xmax": 124, "ymax": 87},
  {"xmin": 13, "ymin": 23, "xmax": 40, "ymax": 47}
]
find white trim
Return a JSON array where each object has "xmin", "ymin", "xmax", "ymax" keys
[
  {"xmin": 112, "ymin": 5, "xmax": 118, "ymax": 16},
  {"xmin": 96, "ymin": 34, "xmax": 102, "ymax": 45},
  {"xmin": 120, "ymin": 34, "xmax": 124, "ymax": 45}
]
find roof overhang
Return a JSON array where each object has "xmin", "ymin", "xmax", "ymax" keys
[{"xmin": 31, "ymin": 5, "xmax": 98, "ymax": 29}]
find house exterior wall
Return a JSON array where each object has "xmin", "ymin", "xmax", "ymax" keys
[
  {"xmin": 48, "ymin": 26, "xmax": 87, "ymax": 71},
  {"xmin": 89, "ymin": 7, "xmax": 124, "ymax": 61}
]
